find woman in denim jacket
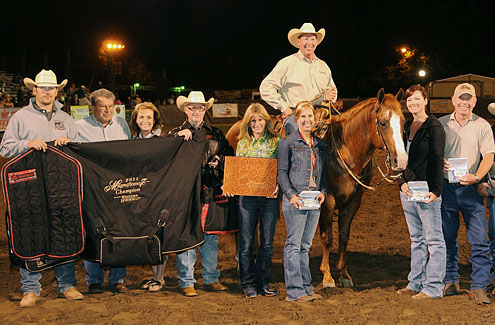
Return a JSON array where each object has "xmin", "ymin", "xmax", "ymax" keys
[{"xmin": 277, "ymin": 101, "xmax": 328, "ymax": 302}]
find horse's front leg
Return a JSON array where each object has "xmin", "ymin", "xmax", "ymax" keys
[
  {"xmin": 337, "ymin": 201, "xmax": 360, "ymax": 287},
  {"xmin": 319, "ymin": 195, "xmax": 336, "ymax": 288}
]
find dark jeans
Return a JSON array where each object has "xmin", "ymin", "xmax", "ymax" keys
[
  {"xmin": 441, "ymin": 183, "xmax": 491, "ymax": 290},
  {"xmin": 238, "ymin": 196, "xmax": 279, "ymax": 290}
]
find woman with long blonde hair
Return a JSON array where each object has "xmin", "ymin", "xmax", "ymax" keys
[{"xmin": 236, "ymin": 103, "xmax": 280, "ymax": 298}]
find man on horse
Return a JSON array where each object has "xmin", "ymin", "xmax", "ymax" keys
[
  {"xmin": 260, "ymin": 22, "xmax": 338, "ymax": 135},
  {"xmin": 440, "ymin": 83, "xmax": 495, "ymax": 304}
]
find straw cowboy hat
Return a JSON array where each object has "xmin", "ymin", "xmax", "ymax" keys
[
  {"xmin": 176, "ymin": 91, "xmax": 214, "ymax": 111},
  {"xmin": 24, "ymin": 69, "xmax": 68, "ymax": 90},
  {"xmin": 288, "ymin": 23, "xmax": 326, "ymax": 48}
]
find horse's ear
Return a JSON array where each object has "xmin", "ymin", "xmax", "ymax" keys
[
  {"xmin": 377, "ymin": 88, "xmax": 385, "ymax": 105},
  {"xmin": 395, "ymin": 88, "xmax": 404, "ymax": 102}
]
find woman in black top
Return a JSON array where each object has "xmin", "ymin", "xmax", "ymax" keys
[{"xmin": 396, "ymin": 85, "xmax": 446, "ymax": 299}]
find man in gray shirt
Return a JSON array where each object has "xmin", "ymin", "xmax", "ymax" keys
[
  {"xmin": 76, "ymin": 88, "xmax": 131, "ymax": 294},
  {"xmin": 440, "ymin": 83, "xmax": 495, "ymax": 304},
  {"xmin": 0, "ymin": 69, "xmax": 83, "ymax": 307}
]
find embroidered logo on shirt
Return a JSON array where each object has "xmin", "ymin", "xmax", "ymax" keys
[{"xmin": 54, "ymin": 121, "xmax": 66, "ymax": 131}]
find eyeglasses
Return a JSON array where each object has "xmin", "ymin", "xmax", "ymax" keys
[
  {"xmin": 95, "ymin": 104, "xmax": 114, "ymax": 110},
  {"xmin": 35, "ymin": 86, "xmax": 56, "ymax": 92},
  {"xmin": 186, "ymin": 106, "xmax": 206, "ymax": 112}
]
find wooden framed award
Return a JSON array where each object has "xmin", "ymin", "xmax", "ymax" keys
[{"xmin": 223, "ymin": 156, "xmax": 277, "ymax": 197}]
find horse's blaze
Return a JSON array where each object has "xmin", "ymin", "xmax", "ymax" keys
[{"xmin": 390, "ymin": 112, "xmax": 408, "ymax": 171}]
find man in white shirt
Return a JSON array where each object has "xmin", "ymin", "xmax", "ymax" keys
[{"xmin": 260, "ymin": 22, "xmax": 338, "ymax": 135}]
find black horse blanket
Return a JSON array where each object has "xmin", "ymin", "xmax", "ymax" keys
[
  {"xmin": 62, "ymin": 131, "xmax": 207, "ymax": 265},
  {"xmin": 2, "ymin": 146, "xmax": 84, "ymax": 271},
  {"xmin": 3, "ymin": 131, "xmax": 208, "ymax": 269}
]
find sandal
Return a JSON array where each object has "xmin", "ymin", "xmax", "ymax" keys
[
  {"xmin": 148, "ymin": 280, "xmax": 164, "ymax": 292},
  {"xmin": 141, "ymin": 279, "xmax": 154, "ymax": 290},
  {"xmin": 141, "ymin": 279, "xmax": 164, "ymax": 292}
]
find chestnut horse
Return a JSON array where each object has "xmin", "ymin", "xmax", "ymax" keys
[
  {"xmin": 318, "ymin": 88, "xmax": 407, "ymax": 288},
  {"xmin": 225, "ymin": 91, "xmax": 407, "ymax": 289}
]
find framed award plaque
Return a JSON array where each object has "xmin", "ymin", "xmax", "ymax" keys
[{"xmin": 223, "ymin": 156, "xmax": 277, "ymax": 197}]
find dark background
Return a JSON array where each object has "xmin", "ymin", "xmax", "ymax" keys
[{"xmin": 1, "ymin": 0, "xmax": 494, "ymax": 98}]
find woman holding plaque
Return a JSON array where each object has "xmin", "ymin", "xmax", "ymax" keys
[
  {"xmin": 235, "ymin": 103, "xmax": 281, "ymax": 298},
  {"xmin": 130, "ymin": 102, "xmax": 168, "ymax": 292},
  {"xmin": 277, "ymin": 101, "xmax": 327, "ymax": 302},
  {"xmin": 396, "ymin": 84, "xmax": 446, "ymax": 299}
]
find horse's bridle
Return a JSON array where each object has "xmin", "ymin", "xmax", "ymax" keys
[{"xmin": 373, "ymin": 100, "xmax": 402, "ymax": 184}]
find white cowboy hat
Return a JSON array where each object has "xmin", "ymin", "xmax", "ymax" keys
[
  {"xmin": 176, "ymin": 91, "xmax": 214, "ymax": 111},
  {"xmin": 23, "ymin": 69, "xmax": 68, "ymax": 90},
  {"xmin": 287, "ymin": 23, "xmax": 325, "ymax": 48},
  {"xmin": 488, "ymin": 102, "xmax": 495, "ymax": 116}
]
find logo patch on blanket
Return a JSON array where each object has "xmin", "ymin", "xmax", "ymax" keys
[{"xmin": 8, "ymin": 169, "xmax": 37, "ymax": 184}]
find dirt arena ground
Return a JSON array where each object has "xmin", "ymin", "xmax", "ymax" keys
[{"xmin": 1, "ymin": 151, "xmax": 495, "ymax": 324}]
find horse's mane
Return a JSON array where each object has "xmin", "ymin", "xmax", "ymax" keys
[
  {"xmin": 328, "ymin": 94, "xmax": 401, "ymax": 146},
  {"xmin": 331, "ymin": 97, "xmax": 376, "ymax": 143}
]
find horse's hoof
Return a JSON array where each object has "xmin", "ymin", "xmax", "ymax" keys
[
  {"xmin": 339, "ymin": 278, "xmax": 354, "ymax": 287},
  {"xmin": 322, "ymin": 282, "xmax": 336, "ymax": 288}
]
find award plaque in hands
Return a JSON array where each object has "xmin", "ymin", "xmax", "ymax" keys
[{"xmin": 223, "ymin": 156, "xmax": 277, "ymax": 197}]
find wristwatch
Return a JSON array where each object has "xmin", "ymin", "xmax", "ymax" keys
[{"xmin": 474, "ymin": 174, "xmax": 480, "ymax": 183}]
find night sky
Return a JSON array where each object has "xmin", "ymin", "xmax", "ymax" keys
[{"xmin": 2, "ymin": 0, "xmax": 494, "ymax": 98}]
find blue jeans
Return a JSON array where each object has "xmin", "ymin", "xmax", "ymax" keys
[
  {"xmin": 282, "ymin": 196, "xmax": 320, "ymax": 301},
  {"xmin": 83, "ymin": 260, "xmax": 126, "ymax": 286},
  {"xmin": 486, "ymin": 196, "xmax": 495, "ymax": 279},
  {"xmin": 441, "ymin": 183, "xmax": 491, "ymax": 290},
  {"xmin": 20, "ymin": 262, "xmax": 77, "ymax": 295},
  {"xmin": 176, "ymin": 233, "xmax": 220, "ymax": 288},
  {"xmin": 400, "ymin": 193, "xmax": 446, "ymax": 298},
  {"xmin": 238, "ymin": 196, "xmax": 279, "ymax": 291},
  {"xmin": 284, "ymin": 114, "xmax": 297, "ymax": 136}
]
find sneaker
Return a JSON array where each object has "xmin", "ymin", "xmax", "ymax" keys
[
  {"xmin": 444, "ymin": 283, "xmax": 460, "ymax": 296},
  {"xmin": 88, "ymin": 283, "xmax": 103, "ymax": 294},
  {"xmin": 471, "ymin": 288, "xmax": 490, "ymax": 304},
  {"xmin": 205, "ymin": 282, "xmax": 228, "ymax": 291},
  {"xmin": 261, "ymin": 286, "xmax": 278, "ymax": 297},
  {"xmin": 111, "ymin": 283, "xmax": 128, "ymax": 294},
  {"xmin": 59, "ymin": 287, "xmax": 84, "ymax": 300},
  {"xmin": 20, "ymin": 292, "xmax": 39, "ymax": 308},
  {"xmin": 244, "ymin": 288, "xmax": 257, "ymax": 299}
]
